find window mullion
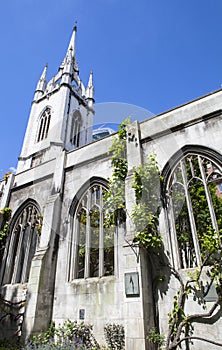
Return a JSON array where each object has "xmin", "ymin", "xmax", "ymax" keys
[
  {"xmin": 85, "ymin": 191, "xmax": 91, "ymax": 278},
  {"xmin": 168, "ymin": 194, "xmax": 181, "ymax": 269},
  {"xmin": 11, "ymin": 223, "xmax": 26, "ymax": 283},
  {"xmin": 70, "ymin": 116, "xmax": 74, "ymax": 143},
  {"xmin": 2, "ymin": 224, "xmax": 20, "ymax": 284},
  {"xmin": 72, "ymin": 217, "xmax": 79, "ymax": 279},
  {"xmin": 45, "ymin": 114, "xmax": 51, "ymax": 138},
  {"xmin": 76, "ymin": 120, "xmax": 80, "ymax": 147},
  {"xmin": 21, "ymin": 224, "xmax": 32, "ymax": 283},
  {"xmin": 181, "ymin": 160, "xmax": 202, "ymax": 266},
  {"xmin": 73, "ymin": 120, "xmax": 77, "ymax": 145},
  {"xmin": 99, "ymin": 208, "xmax": 104, "ymax": 277},
  {"xmin": 37, "ymin": 118, "xmax": 44, "ymax": 142},
  {"xmin": 11, "ymin": 209, "xmax": 28, "ymax": 283},
  {"xmin": 198, "ymin": 156, "xmax": 218, "ymax": 232},
  {"xmin": 41, "ymin": 116, "xmax": 47, "ymax": 140}
]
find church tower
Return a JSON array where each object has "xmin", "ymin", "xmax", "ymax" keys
[{"xmin": 17, "ymin": 25, "xmax": 94, "ymax": 173}]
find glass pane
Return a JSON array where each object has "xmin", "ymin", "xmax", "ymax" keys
[
  {"xmin": 103, "ymin": 226, "xmax": 114, "ymax": 276},
  {"xmin": 90, "ymin": 209, "xmax": 99, "ymax": 277},
  {"xmin": 207, "ymin": 182, "xmax": 222, "ymax": 230},
  {"xmin": 205, "ymin": 160, "xmax": 222, "ymax": 229},
  {"xmin": 25, "ymin": 226, "xmax": 38, "ymax": 283},
  {"xmin": 16, "ymin": 224, "xmax": 30, "ymax": 283},
  {"xmin": 7, "ymin": 225, "xmax": 21, "ymax": 283},
  {"xmin": 189, "ymin": 179, "xmax": 212, "ymax": 240},
  {"xmin": 169, "ymin": 153, "xmax": 222, "ymax": 269},
  {"xmin": 77, "ymin": 210, "xmax": 86, "ymax": 278},
  {"xmin": 171, "ymin": 183, "xmax": 196, "ymax": 268}
]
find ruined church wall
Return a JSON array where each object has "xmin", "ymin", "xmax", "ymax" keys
[{"xmin": 140, "ymin": 90, "xmax": 222, "ymax": 349}]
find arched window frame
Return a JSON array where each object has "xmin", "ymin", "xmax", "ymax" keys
[
  {"xmin": 37, "ymin": 107, "xmax": 51, "ymax": 142},
  {"xmin": 68, "ymin": 178, "xmax": 115, "ymax": 281},
  {"xmin": 163, "ymin": 146, "xmax": 222, "ymax": 270},
  {"xmin": 0, "ymin": 200, "xmax": 41, "ymax": 285},
  {"xmin": 70, "ymin": 111, "xmax": 81, "ymax": 147}
]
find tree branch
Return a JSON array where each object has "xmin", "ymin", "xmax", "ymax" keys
[
  {"xmin": 171, "ymin": 335, "xmax": 222, "ymax": 348},
  {"xmin": 174, "ymin": 298, "xmax": 220, "ymax": 345}
]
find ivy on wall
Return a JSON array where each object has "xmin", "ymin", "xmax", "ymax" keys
[
  {"xmin": 0, "ymin": 207, "xmax": 12, "ymax": 260},
  {"xmin": 105, "ymin": 119, "xmax": 222, "ymax": 349},
  {"xmin": 103, "ymin": 117, "xmax": 130, "ymax": 225},
  {"xmin": 104, "ymin": 118, "xmax": 163, "ymax": 251},
  {"xmin": 131, "ymin": 154, "xmax": 163, "ymax": 250}
]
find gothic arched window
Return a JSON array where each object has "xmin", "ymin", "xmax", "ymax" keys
[
  {"xmin": 68, "ymin": 183, "xmax": 114, "ymax": 280},
  {"xmin": 70, "ymin": 111, "xmax": 81, "ymax": 147},
  {"xmin": 0, "ymin": 201, "xmax": 41, "ymax": 285},
  {"xmin": 166, "ymin": 152, "xmax": 222, "ymax": 269},
  {"xmin": 37, "ymin": 107, "xmax": 51, "ymax": 142}
]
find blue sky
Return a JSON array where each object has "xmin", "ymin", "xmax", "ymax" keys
[{"xmin": 1, "ymin": 0, "xmax": 222, "ymax": 176}]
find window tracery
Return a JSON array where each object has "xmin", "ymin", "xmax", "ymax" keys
[
  {"xmin": 0, "ymin": 202, "xmax": 41, "ymax": 285},
  {"xmin": 70, "ymin": 111, "xmax": 81, "ymax": 147},
  {"xmin": 37, "ymin": 107, "xmax": 51, "ymax": 142},
  {"xmin": 69, "ymin": 184, "xmax": 114, "ymax": 280},
  {"xmin": 167, "ymin": 153, "xmax": 222, "ymax": 269}
]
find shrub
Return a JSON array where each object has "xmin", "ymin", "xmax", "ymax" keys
[
  {"xmin": 25, "ymin": 320, "xmax": 100, "ymax": 349},
  {"xmin": 104, "ymin": 323, "xmax": 125, "ymax": 350}
]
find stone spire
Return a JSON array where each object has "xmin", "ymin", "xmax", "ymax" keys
[
  {"xmin": 60, "ymin": 25, "xmax": 79, "ymax": 84},
  {"xmin": 85, "ymin": 71, "xmax": 94, "ymax": 103},
  {"xmin": 67, "ymin": 23, "xmax": 77, "ymax": 59},
  {"xmin": 34, "ymin": 64, "xmax": 47, "ymax": 100},
  {"xmin": 60, "ymin": 24, "xmax": 77, "ymax": 71}
]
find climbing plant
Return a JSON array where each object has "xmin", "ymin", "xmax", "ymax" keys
[
  {"xmin": 100, "ymin": 118, "xmax": 222, "ymax": 349},
  {"xmin": 164, "ymin": 172, "xmax": 222, "ymax": 349},
  {"xmin": 131, "ymin": 154, "xmax": 163, "ymax": 250},
  {"xmin": 103, "ymin": 118, "xmax": 163, "ymax": 252},
  {"xmin": 163, "ymin": 228, "xmax": 222, "ymax": 350},
  {"xmin": 0, "ymin": 207, "xmax": 12, "ymax": 261},
  {"xmin": 103, "ymin": 117, "xmax": 130, "ymax": 225}
]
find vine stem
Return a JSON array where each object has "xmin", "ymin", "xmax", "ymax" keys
[
  {"xmin": 170, "ymin": 335, "xmax": 222, "ymax": 348},
  {"xmin": 165, "ymin": 266, "xmax": 185, "ymax": 348},
  {"xmin": 170, "ymin": 299, "xmax": 221, "ymax": 349}
]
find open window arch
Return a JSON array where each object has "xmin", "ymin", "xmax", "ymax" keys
[
  {"xmin": 162, "ymin": 146, "xmax": 222, "ymax": 269},
  {"xmin": 68, "ymin": 177, "xmax": 115, "ymax": 281},
  {"xmin": 70, "ymin": 110, "xmax": 82, "ymax": 147},
  {"xmin": 0, "ymin": 199, "xmax": 42, "ymax": 285},
  {"xmin": 37, "ymin": 106, "xmax": 51, "ymax": 142}
]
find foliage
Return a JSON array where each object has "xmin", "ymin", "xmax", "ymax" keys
[
  {"xmin": 103, "ymin": 118, "xmax": 163, "ymax": 251},
  {"xmin": 0, "ymin": 338, "xmax": 20, "ymax": 350},
  {"xmin": 103, "ymin": 118, "xmax": 130, "ymax": 225},
  {"xmin": 56, "ymin": 320, "xmax": 100, "ymax": 349},
  {"xmin": 164, "ymin": 156, "xmax": 222, "ymax": 349},
  {"xmin": 104, "ymin": 323, "xmax": 125, "ymax": 350},
  {"xmin": 27, "ymin": 322, "xmax": 56, "ymax": 347},
  {"xmin": 166, "ymin": 259, "xmax": 222, "ymax": 349},
  {"xmin": 27, "ymin": 320, "xmax": 100, "ymax": 350},
  {"xmin": 35, "ymin": 215, "xmax": 43, "ymax": 236},
  {"xmin": 0, "ymin": 207, "xmax": 12, "ymax": 260},
  {"xmin": 3, "ymin": 172, "xmax": 12, "ymax": 183},
  {"xmin": 147, "ymin": 327, "xmax": 165, "ymax": 348},
  {"xmin": 131, "ymin": 154, "xmax": 163, "ymax": 249}
]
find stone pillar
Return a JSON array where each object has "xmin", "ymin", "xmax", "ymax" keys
[
  {"xmin": 23, "ymin": 151, "xmax": 66, "ymax": 338},
  {"xmin": 124, "ymin": 121, "xmax": 155, "ymax": 350},
  {"xmin": 23, "ymin": 194, "xmax": 62, "ymax": 337},
  {"xmin": 0, "ymin": 173, "xmax": 14, "ymax": 210},
  {"xmin": 123, "ymin": 121, "xmax": 145, "ymax": 349},
  {"xmin": 125, "ymin": 121, "xmax": 143, "ymax": 240}
]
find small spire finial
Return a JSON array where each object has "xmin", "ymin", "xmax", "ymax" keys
[
  {"xmin": 66, "ymin": 24, "xmax": 77, "ymax": 59},
  {"xmin": 40, "ymin": 64, "xmax": 47, "ymax": 82},
  {"xmin": 85, "ymin": 70, "xmax": 94, "ymax": 102}
]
